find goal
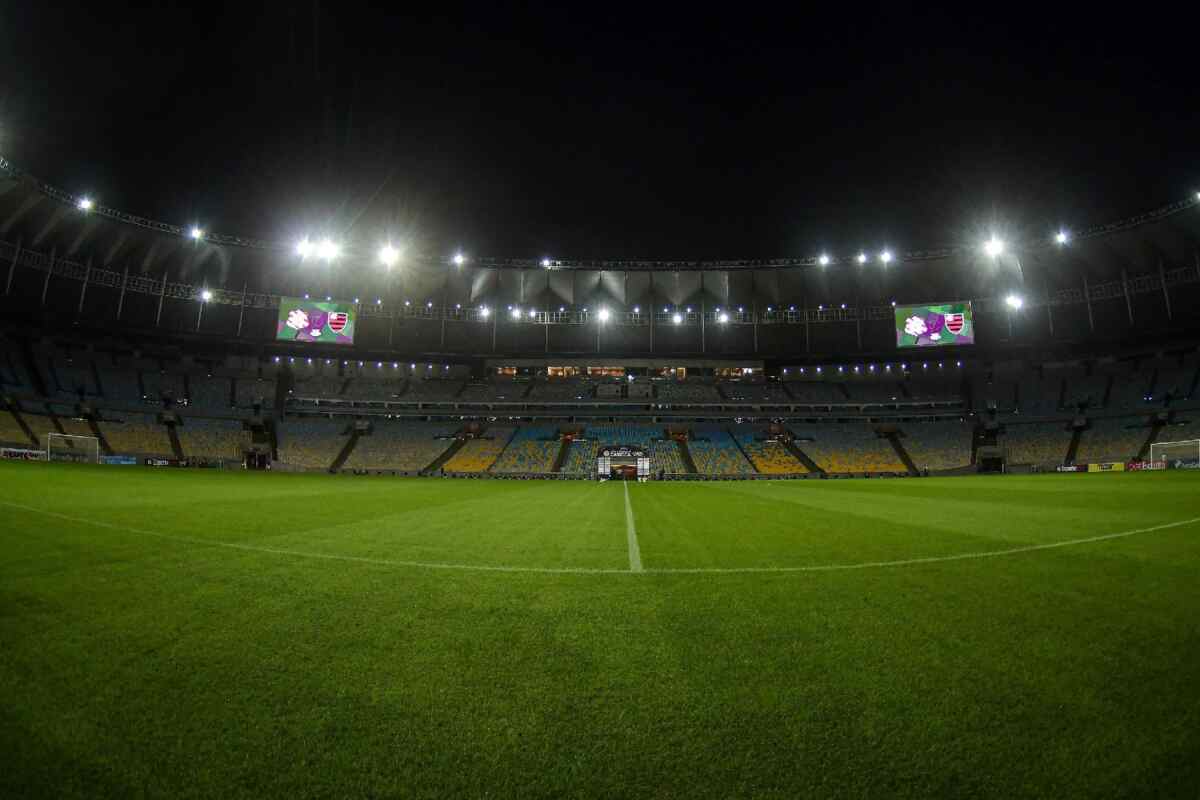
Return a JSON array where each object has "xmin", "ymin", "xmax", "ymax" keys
[
  {"xmin": 1148, "ymin": 439, "xmax": 1200, "ymax": 468},
  {"xmin": 46, "ymin": 433, "xmax": 101, "ymax": 464}
]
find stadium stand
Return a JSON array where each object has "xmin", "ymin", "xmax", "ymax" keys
[
  {"xmin": 657, "ymin": 380, "xmax": 721, "ymax": 403},
  {"xmin": 494, "ymin": 425, "xmax": 561, "ymax": 473},
  {"xmin": 784, "ymin": 381, "xmax": 847, "ymax": 403},
  {"xmin": 689, "ymin": 426, "xmax": 754, "ymax": 474},
  {"xmin": 235, "ymin": 377, "xmax": 276, "ymax": 409},
  {"xmin": 344, "ymin": 422, "xmax": 457, "ymax": 471},
  {"xmin": 721, "ymin": 381, "xmax": 789, "ymax": 403},
  {"xmin": 20, "ymin": 412, "xmax": 59, "ymax": 449},
  {"xmin": 442, "ymin": 427, "xmax": 515, "ymax": 472},
  {"xmin": 1074, "ymin": 417, "xmax": 1151, "ymax": 463},
  {"xmin": 96, "ymin": 369, "xmax": 144, "ymax": 405},
  {"xmin": 734, "ymin": 428, "xmax": 807, "ymax": 473},
  {"xmin": 650, "ymin": 439, "xmax": 687, "ymax": 474},
  {"xmin": 901, "ymin": 421, "xmax": 974, "ymax": 471},
  {"xmin": 99, "ymin": 413, "xmax": 172, "ymax": 457},
  {"xmin": 188, "ymin": 375, "xmax": 234, "ymax": 410},
  {"xmin": 403, "ymin": 379, "xmax": 465, "ymax": 401},
  {"xmin": 528, "ymin": 379, "xmax": 592, "ymax": 401},
  {"xmin": 143, "ymin": 371, "xmax": 185, "ymax": 403},
  {"xmin": 1002, "ymin": 422, "xmax": 1071, "ymax": 465},
  {"xmin": 800, "ymin": 424, "xmax": 906, "ymax": 474},
  {"xmin": 0, "ymin": 408, "xmax": 33, "ymax": 446},
  {"xmin": 177, "ymin": 418, "xmax": 246, "ymax": 460},
  {"xmin": 276, "ymin": 418, "xmax": 348, "ymax": 469}
]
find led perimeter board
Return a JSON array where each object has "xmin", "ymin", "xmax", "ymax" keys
[
  {"xmin": 895, "ymin": 301, "xmax": 974, "ymax": 348},
  {"xmin": 276, "ymin": 298, "xmax": 356, "ymax": 344}
]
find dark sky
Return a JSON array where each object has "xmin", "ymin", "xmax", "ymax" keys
[{"xmin": 1, "ymin": 3, "xmax": 1196, "ymax": 261}]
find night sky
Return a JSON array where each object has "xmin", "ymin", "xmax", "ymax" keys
[{"xmin": 1, "ymin": 4, "xmax": 1196, "ymax": 261}]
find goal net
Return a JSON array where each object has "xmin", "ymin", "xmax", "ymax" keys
[
  {"xmin": 46, "ymin": 433, "xmax": 100, "ymax": 464},
  {"xmin": 1148, "ymin": 439, "xmax": 1200, "ymax": 468}
]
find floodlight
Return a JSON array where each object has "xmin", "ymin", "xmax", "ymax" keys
[
  {"xmin": 529, "ymin": 309, "xmax": 536, "ymax": 318},
  {"xmin": 376, "ymin": 299, "xmax": 382, "ymax": 305},
  {"xmin": 379, "ymin": 244, "xmax": 400, "ymax": 267},
  {"xmin": 1055, "ymin": 230, "xmax": 1069, "ymax": 245},
  {"xmin": 480, "ymin": 306, "xmax": 490, "ymax": 318},
  {"xmin": 200, "ymin": 289, "xmax": 213, "ymax": 302},
  {"xmin": 983, "ymin": 236, "xmax": 1005, "ymax": 258},
  {"xmin": 633, "ymin": 306, "xmax": 640, "ymax": 313},
  {"xmin": 77, "ymin": 197, "xmax": 93, "ymax": 211},
  {"xmin": 818, "ymin": 254, "xmax": 830, "ymax": 266},
  {"xmin": 296, "ymin": 238, "xmax": 313, "ymax": 258},
  {"xmin": 718, "ymin": 312, "xmax": 729, "ymax": 323},
  {"xmin": 541, "ymin": 258, "xmax": 551, "ymax": 267},
  {"xmin": 1005, "ymin": 294, "xmax": 1024, "ymax": 309},
  {"xmin": 317, "ymin": 238, "xmax": 339, "ymax": 260},
  {"xmin": 672, "ymin": 313, "xmax": 682, "ymax": 324},
  {"xmin": 511, "ymin": 307, "xmax": 521, "ymax": 319},
  {"xmin": 427, "ymin": 301, "xmax": 433, "ymax": 308},
  {"xmin": 453, "ymin": 253, "xmax": 466, "ymax": 266},
  {"xmin": 880, "ymin": 250, "xmax": 893, "ymax": 264},
  {"xmin": 856, "ymin": 252, "xmax": 867, "ymax": 264},
  {"xmin": 190, "ymin": 227, "xmax": 204, "ymax": 240},
  {"xmin": 598, "ymin": 308, "xmax": 610, "ymax": 322}
]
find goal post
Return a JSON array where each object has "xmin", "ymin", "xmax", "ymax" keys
[
  {"xmin": 46, "ymin": 433, "xmax": 101, "ymax": 464},
  {"xmin": 1148, "ymin": 439, "xmax": 1200, "ymax": 468}
]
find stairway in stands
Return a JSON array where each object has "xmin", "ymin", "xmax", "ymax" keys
[
  {"xmin": 329, "ymin": 427, "xmax": 361, "ymax": 472},
  {"xmin": 423, "ymin": 437, "xmax": 465, "ymax": 474},
  {"xmin": 676, "ymin": 439, "xmax": 697, "ymax": 473},
  {"xmin": 783, "ymin": 438, "xmax": 825, "ymax": 476},
  {"xmin": 885, "ymin": 432, "xmax": 920, "ymax": 476}
]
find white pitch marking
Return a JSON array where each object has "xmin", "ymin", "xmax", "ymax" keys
[
  {"xmin": 624, "ymin": 480, "xmax": 643, "ymax": 572},
  {"xmin": 3, "ymin": 500, "xmax": 1197, "ymax": 577}
]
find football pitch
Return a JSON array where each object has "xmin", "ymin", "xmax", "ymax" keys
[{"xmin": 2, "ymin": 463, "xmax": 1199, "ymax": 798}]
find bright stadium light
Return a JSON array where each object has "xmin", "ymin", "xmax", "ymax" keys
[
  {"xmin": 529, "ymin": 309, "xmax": 536, "ymax": 318},
  {"xmin": 598, "ymin": 308, "xmax": 611, "ymax": 322},
  {"xmin": 541, "ymin": 258, "xmax": 551, "ymax": 268},
  {"xmin": 480, "ymin": 306, "xmax": 490, "ymax": 318},
  {"xmin": 718, "ymin": 312, "xmax": 729, "ymax": 323},
  {"xmin": 77, "ymin": 197, "xmax": 93, "ymax": 211},
  {"xmin": 296, "ymin": 238, "xmax": 313, "ymax": 258},
  {"xmin": 200, "ymin": 289, "xmax": 213, "ymax": 302},
  {"xmin": 189, "ymin": 226, "xmax": 204, "ymax": 240},
  {"xmin": 511, "ymin": 307, "xmax": 521, "ymax": 319},
  {"xmin": 880, "ymin": 250, "xmax": 893, "ymax": 264},
  {"xmin": 1055, "ymin": 230, "xmax": 1070, "ymax": 245},
  {"xmin": 453, "ymin": 252, "xmax": 466, "ymax": 266},
  {"xmin": 818, "ymin": 253, "xmax": 830, "ymax": 266},
  {"xmin": 317, "ymin": 238, "xmax": 340, "ymax": 261},
  {"xmin": 379, "ymin": 244, "xmax": 400, "ymax": 267},
  {"xmin": 633, "ymin": 306, "xmax": 640, "ymax": 313},
  {"xmin": 1006, "ymin": 294, "xmax": 1024, "ymax": 309},
  {"xmin": 672, "ymin": 313, "xmax": 682, "ymax": 325},
  {"xmin": 984, "ymin": 236, "xmax": 1005, "ymax": 258},
  {"xmin": 856, "ymin": 252, "xmax": 868, "ymax": 264}
]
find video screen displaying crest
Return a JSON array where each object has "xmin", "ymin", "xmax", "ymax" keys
[
  {"xmin": 276, "ymin": 298, "xmax": 356, "ymax": 345},
  {"xmin": 895, "ymin": 301, "xmax": 974, "ymax": 348}
]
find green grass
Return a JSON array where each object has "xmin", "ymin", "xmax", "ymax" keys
[{"xmin": 2, "ymin": 463, "xmax": 1199, "ymax": 798}]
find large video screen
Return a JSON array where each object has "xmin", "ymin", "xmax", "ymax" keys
[
  {"xmin": 895, "ymin": 301, "xmax": 974, "ymax": 348},
  {"xmin": 276, "ymin": 298, "xmax": 356, "ymax": 344}
]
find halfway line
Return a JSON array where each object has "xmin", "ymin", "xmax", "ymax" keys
[{"xmin": 624, "ymin": 480, "xmax": 643, "ymax": 572}]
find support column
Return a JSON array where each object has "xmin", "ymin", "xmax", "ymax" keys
[
  {"xmin": 236, "ymin": 282, "xmax": 247, "ymax": 337},
  {"xmin": 40, "ymin": 247, "xmax": 56, "ymax": 307},
  {"xmin": 116, "ymin": 265, "xmax": 129, "ymax": 320},
  {"xmin": 155, "ymin": 270, "xmax": 168, "ymax": 327},
  {"xmin": 6, "ymin": 237, "xmax": 22, "ymax": 295},
  {"xmin": 1121, "ymin": 267, "xmax": 1134, "ymax": 325},
  {"xmin": 77, "ymin": 258, "xmax": 92, "ymax": 314},
  {"xmin": 1159, "ymin": 259, "xmax": 1172, "ymax": 320},
  {"xmin": 1082, "ymin": 276, "xmax": 1095, "ymax": 333}
]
